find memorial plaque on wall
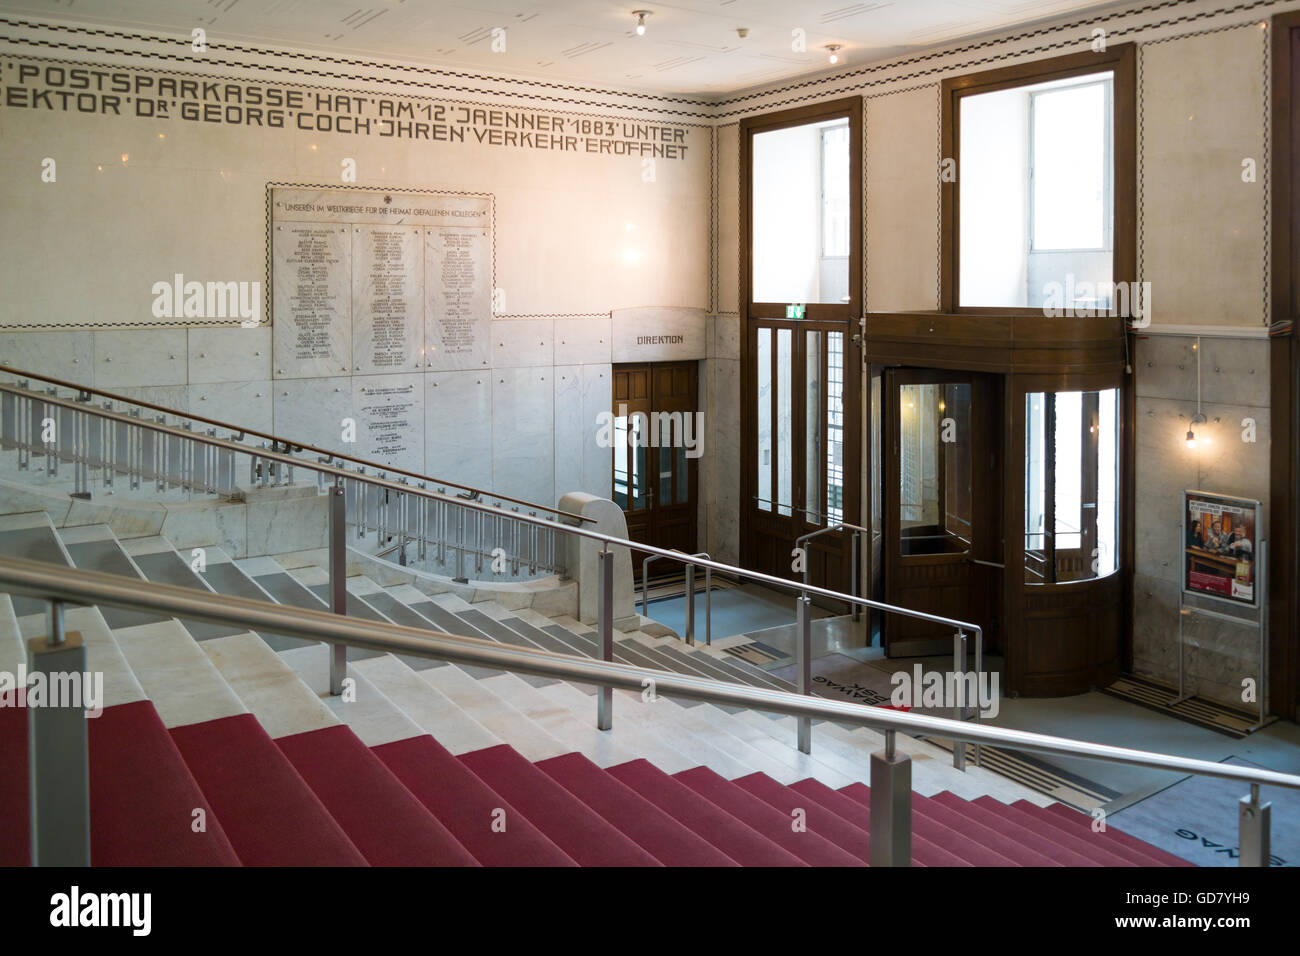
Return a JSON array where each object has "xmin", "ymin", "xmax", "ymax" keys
[
  {"xmin": 426, "ymin": 224, "xmax": 492, "ymax": 370},
  {"xmin": 354, "ymin": 373, "xmax": 424, "ymax": 473},
  {"xmin": 352, "ymin": 224, "xmax": 423, "ymax": 375},
  {"xmin": 272, "ymin": 223, "xmax": 352, "ymax": 379},
  {"xmin": 271, "ymin": 187, "xmax": 493, "ymax": 380}
]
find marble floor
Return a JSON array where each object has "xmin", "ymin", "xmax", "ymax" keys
[{"xmin": 724, "ymin": 591, "xmax": 1299, "ymax": 823}]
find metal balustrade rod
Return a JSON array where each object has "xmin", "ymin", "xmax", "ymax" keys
[
  {"xmin": 0, "ymin": 367, "xmax": 594, "ymax": 524},
  {"xmin": 684, "ymin": 564, "xmax": 695, "ymax": 646},
  {"xmin": 596, "ymin": 547, "xmax": 614, "ymax": 731},
  {"xmin": 953, "ymin": 631, "xmax": 967, "ymax": 772},
  {"xmin": 796, "ymin": 595, "xmax": 812, "ymax": 754},
  {"xmin": 4, "ymin": 556, "xmax": 1300, "ymax": 867}
]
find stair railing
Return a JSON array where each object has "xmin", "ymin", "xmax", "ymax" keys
[
  {"xmin": 0, "ymin": 377, "xmax": 568, "ymax": 583},
  {"xmin": 0, "ymin": 376, "xmax": 988, "ymax": 767},
  {"xmin": 0, "ymin": 365, "xmax": 591, "ymax": 525},
  {"xmin": 641, "ymin": 551, "xmax": 711, "ymax": 646},
  {"xmin": 2, "ymin": 379, "xmax": 982, "ymax": 770},
  {"xmin": 3, "ymin": 553, "xmax": 1295, "ymax": 868}
]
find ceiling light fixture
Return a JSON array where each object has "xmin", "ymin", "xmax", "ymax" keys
[
  {"xmin": 633, "ymin": 10, "xmax": 651, "ymax": 36},
  {"xmin": 826, "ymin": 44, "xmax": 842, "ymax": 65}
]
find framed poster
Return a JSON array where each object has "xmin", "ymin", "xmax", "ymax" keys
[{"xmin": 1182, "ymin": 490, "xmax": 1260, "ymax": 608}]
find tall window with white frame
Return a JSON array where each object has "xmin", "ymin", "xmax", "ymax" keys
[{"xmin": 959, "ymin": 71, "xmax": 1115, "ymax": 310}]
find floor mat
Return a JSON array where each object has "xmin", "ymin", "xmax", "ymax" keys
[
  {"xmin": 1101, "ymin": 675, "xmax": 1263, "ymax": 738},
  {"xmin": 1107, "ymin": 756, "xmax": 1297, "ymax": 867},
  {"xmin": 723, "ymin": 641, "xmax": 786, "ymax": 667}
]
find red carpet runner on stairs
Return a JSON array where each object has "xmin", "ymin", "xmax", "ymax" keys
[{"xmin": 0, "ymin": 700, "xmax": 1193, "ymax": 867}]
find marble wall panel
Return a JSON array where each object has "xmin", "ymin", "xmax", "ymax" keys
[
  {"xmin": 554, "ymin": 317, "xmax": 611, "ymax": 366},
  {"xmin": 0, "ymin": 332, "xmax": 93, "ymax": 383},
  {"xmin": 580, "ymin": 364, "xmax": 612, "ymax": 500},
  {"xmin": 493, "ymin": 367, "xmax": 554, "ymax": 507},
  {"xmin": 93, "ymin": 330, "xmax": 188, "ymax": 388},
  {"xmin": 188, "ymin": 380, "xmax": 273, "ymax": 434},
  {"xmin": 492, "ymin": 318, "xmax": 554, "ymax": 369},
  {"xmin": 272, "ymin": 375, "xmax": 353, "ymax": 455},
  {"xmin": 553, "ymin": 365, "xmax": 585, "ymax": 499},
  {"xmin": 188, "ymin": 326, "xmax": 271, "ymax": 385},
  {"xmin": 424, "ymin": 370, "xmax": 492, "ymax": 491}
]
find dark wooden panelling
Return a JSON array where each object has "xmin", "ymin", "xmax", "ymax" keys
[{"xmin": 1270, "ymin": 12, "xmax": 1300, "ymax": 723}]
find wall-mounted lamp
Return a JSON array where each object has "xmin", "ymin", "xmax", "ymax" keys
[
  {"xmin": 826, "ymin": 44, "xmax": 842, "ymax": 65},
  {"xmin": 633, "ymin": 10, "xmax": 651, "ymax": 36},
  {"xmin": 1184, "ymin": 335, "xmax": 1209, "ymax": 449}
]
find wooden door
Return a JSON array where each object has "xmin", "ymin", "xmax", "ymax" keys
[
  {"xmin": 882, "ymin": 368, "xmax": 1002, "ymax": 656},
  {"xmin": 612, "ymin": 362, "xmax": 699, "ymax": 576}
]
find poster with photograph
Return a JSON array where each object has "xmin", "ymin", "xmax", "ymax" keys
[{"xmin": 1182, "ymin": 491, "xmax": 1260, "ymax": 607}]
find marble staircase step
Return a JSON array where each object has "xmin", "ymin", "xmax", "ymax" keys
[
  {"xmin": 478, "ymin": 673, "xmax": 638, "ymax": 768},
  {"xmin": 349, "ymin": 653, "xmax": 501, "ymax": 756},
  {"xmin": 420, "ymin": 663, "xmax": 569, "ymax": 762}
]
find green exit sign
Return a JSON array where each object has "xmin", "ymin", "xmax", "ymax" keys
[{"xmin": 785, "ymin": 304, "xmax": 805, "ymax": 319}]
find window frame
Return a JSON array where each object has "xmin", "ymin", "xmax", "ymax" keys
[{"xmin": 939, "ymin": 45, "xmax": 1136, "ymax": 314}]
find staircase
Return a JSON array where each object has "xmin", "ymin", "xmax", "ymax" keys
[{"xmin": 0, "ymin": 512, "xmax": 1192, "ymax": 866}]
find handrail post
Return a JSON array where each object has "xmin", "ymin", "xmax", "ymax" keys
[
  {"xmin": 28, "ymin": 598, "xmax": 91, "ymax": 866},
  {"xmin": 1239, "ymin": 783, "xmax": 1271, "ymax": 867},
  {"xmin": 705, "ymin": 566, "xmax": 711, "ymax": 646},
  {"xmin": 952, "ymin": 629, "xmax": 967, "ymax": 771},
  {"xmin": 870, "ymin": 730, "xmax": 912, "ymax": 867},
  {"xmin": 796, "ymin": 594, "xmax": 812, "ymax": 754},
  {"xmin": 851, "ymin": 530, "xmax": 861, "ymax": 622},
  {"xmin": 641, "ymin": 556, "xmax": 650, "ymax": 617},
  {"xmin": 596, "ymin": 547, "xmax": 614, "ymax": 731},
  {"xmin": 328, "ymin": 482, "xmax": 347, "ymax": 696},
  {"xmin": 684, "ymin": 563, "xmax": 695, "ymax": 646}
]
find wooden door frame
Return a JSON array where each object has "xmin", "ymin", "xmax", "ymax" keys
[
  {"xmin": 1268, "ymin": 11, "xmax": 1300, "ymax": 722},
  {"xmin": 612, "ymin": 361, "xmax": 700, "ymax": 576},
  {"xmin": 881, "ymin": 367, "xmax": 1000, "ymax": 654},
  {"xmin": 739, "ymin": 96, "xmax": 863, "ymax": 582},
  {"xmin": 938, "ymin": 43, "xmax": 1137, "ymax": 315}
]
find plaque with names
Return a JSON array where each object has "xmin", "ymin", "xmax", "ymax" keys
[
  {"xmin": 425, "ymin": 216, "xmax": 492, "ymax": 371},
  {"xmin": 272, "ymin": 223, "xmax": 352, "ymax": 379},
  {"xmin": 354, "ymin": 373, "xmax": 424, "ymax": 473},
  {"xmin": 270, "ymin": 187, "xmax": 493, "ymax": 381},
  {"xmin": 352, "ymin": 224, "xmax": 423, "ymax": 375}
]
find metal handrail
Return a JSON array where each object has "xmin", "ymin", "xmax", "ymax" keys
[
  {"xmin": 641, "ymin": 551, "xmax": 711, "ymax": 646},
  {"xmin": 0, "ymin": 365, "xmax": 593, "ymax": 525},
  {"xmin": 1, "ymin": 554, "xmax": 1295, "ymax": 868},
  {"xmin": 1, "ymin": 378, "xmax": 987, "ymax": 766}
]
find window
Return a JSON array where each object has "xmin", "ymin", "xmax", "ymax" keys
[
  {"xmin": 751, "ymin": 117, "xmax": 850, "ymax": 304},
  {"xmin": 1024, "ymin": 388, "xmax": 1119, "ymax": 583},
  {"xmin": 899, "ymin": 381, "xmax": 971, "ymax": 556},
  {"xmin": 944, "ymin": 46, "xmax": 1133, "ymax": 313},
  {"xmin": 1030, "ymin": 80, "xmax": 1111, "ymax": 253}
]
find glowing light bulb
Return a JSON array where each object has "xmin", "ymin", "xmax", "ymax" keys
[
  {"xmin": 633, "ymin": 11, "xmax": 650, "ymax": 36},
  {"xmin": 1185, "ymin": 429, "xmax": 1196, "ymax": 448}
]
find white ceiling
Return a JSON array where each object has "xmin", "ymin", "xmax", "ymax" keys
[{"xmin": 0, "ymin": 0, "xmax": 1126, "ymax": 96}]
